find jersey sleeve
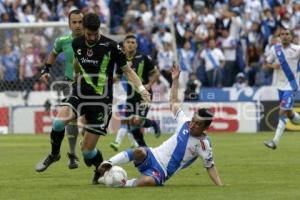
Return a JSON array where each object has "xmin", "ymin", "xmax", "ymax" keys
[
  {"xmin": 53, "ymin": 37, "xmax": 63, "ymax": 55},
  {"xmin": 71, "ymin": 39, "xmax": 79, "ymax": 59},
  {"xmin": 266, "ymin": 46, "xmax": 275, "ymax": 63},
  {"xmin": 197, "ymin": 138, "xmax": 214, "ymax": 168},
  {"xmin": 144, "ymin": 55, "xmax": 155, "ymax": 72},
  {"xmin": 112, "ymin": 43, "xmax": 127, "ymax": 74}
]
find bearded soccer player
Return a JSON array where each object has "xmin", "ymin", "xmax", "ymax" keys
[{"xmin": 36, "ymin": 13, "xmax": 150, "ymax": 184}]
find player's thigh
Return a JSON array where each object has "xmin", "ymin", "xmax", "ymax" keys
[
  {"xmin": 136, "ymin": 176, "xmax": 156, "ymax": 187},
  {"xmin": 56, "ymin": 105, "xmax": 76, "ymax": 124},
  {"xmin": 81, "ymin": 131, "xmax": 100, "ymax": 151}
]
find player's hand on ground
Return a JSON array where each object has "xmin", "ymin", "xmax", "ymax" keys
[{"xmin": 171, "ymin": 63, "xmax": 180, "ymax": 80}]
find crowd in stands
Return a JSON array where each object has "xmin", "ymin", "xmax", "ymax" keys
[{"xmin": 0, "ymin": 0, "xmax": 300, "ymax": 101}]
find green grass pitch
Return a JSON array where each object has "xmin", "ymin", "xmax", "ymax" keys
[{"xmin": 1, "ymin": 132, "xmax": 300, "ymax": 200}]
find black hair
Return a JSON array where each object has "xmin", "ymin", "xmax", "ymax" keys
[
  {"xmin": 83, "ymin": 13, "xmax": 100, "ymax": 31},
  {"xmin": 124, "ymin": 34, "xmax": 136, "ymax": 41},
  {"xmin": 68, "ymin": 9, "xmax": 81, "ymax": 21},
  {"xmin": 197, "ymin": 108, "xmax": 213, "ymax": 128}
]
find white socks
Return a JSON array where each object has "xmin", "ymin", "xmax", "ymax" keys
[
  {"xmin": 109, "ymin": 151, "xmax": 131, "ymax": 166},
  {"xmin": 115, "ymin": 125, "xmax": 127, "ymax": 145},
  {"xmin": 292, "ymin": 112, "xmax": 300, "ymax": 124},
  {"xmin": 273, "ymin": 117, "xmax": 287, "ymax": 145},
  {"xmin": 125, "ymin": 178, "xmax": 138, "ymax": 187},
  {"xmin": 128, "ymin": 133, "xmax": 138, "ymax": 147}
]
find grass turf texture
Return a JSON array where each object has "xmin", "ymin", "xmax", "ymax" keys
[{"xmin": 0, "ymin": 132, "xmax": 300, "ymax": 200}]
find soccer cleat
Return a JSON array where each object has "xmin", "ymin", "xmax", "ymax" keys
[
  {"xmin": 153, "ymin": 122, "xmax": 161, "ymax": 138},
  {"xmin": 92, "ymin": 170, "xmax": 101, "ymax": 185},
  {"xmin": 110, "ymin": 142, "xmax": 119, "ymax": 152},
  {"xmin": 264, "ymin": 140, "xmax": 277, "ymax": 150},
  {"xmin": 98, "ymin": 160, "xmax": 113, "ymax": 176},
  {"xmin": 35, "ymin": 154, "xmax": 61, "ymax": 172},
  {"xmin": 67, "ymin": 153, "xmax": 79, "ymax": 169}
]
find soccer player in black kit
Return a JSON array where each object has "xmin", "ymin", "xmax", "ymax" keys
[
  {"xmin": 35, "ymin": 13, "xmax": 150, "ymax": 184},
  {"xmin": 110, "ymin": 34, "xmax": 160, "ymax": 149}
]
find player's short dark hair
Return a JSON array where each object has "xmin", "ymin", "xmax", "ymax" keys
[
  {"xmin": 68, "ymin": 9, "xmax": 81, "ymax": 21},
  {"xmin": 124, "ymin": 34, "xmax": 136, "ymax": 42},
  {"xmin": 196, "ymin": 108, "xmax": 213, "ymax": 128},
  {"xmin": 83, "ymin": 13, "xmax": 100, "ymax": 31}
]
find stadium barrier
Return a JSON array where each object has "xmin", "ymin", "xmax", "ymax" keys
[{"xmin": 4, "ymin": 101, "xmax": 261, "ymax": 134}]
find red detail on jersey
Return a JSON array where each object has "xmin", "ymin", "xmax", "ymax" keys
[
  {"xmin": 199, "ymin": 140, "xmax": 206, "ymax": 151},
  {"xmin": 152, "ymin": 171, "xmax": 160, "ymax": 177}
]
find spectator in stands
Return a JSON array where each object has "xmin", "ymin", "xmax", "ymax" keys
[
  {"xmin": 137, "ymin": 2, "xmax": 153, "ymax": 28},
  {"xmin": 184, "ymin": 72, "xmax": 201, "ymax": 102},
  {"xmin": 151, "ymin": 78, "xmax": 169, "ymax": 102},
  {"xmin": 178, "ymin": 40, "xmax": 195, "ymax": 91},
  {"xmin": 200, "ymin": 38, "xmax": 225, "ymax": 87},
  {"xmin": 19, "ymin": 43, "xmax": 42, "ymax": 93},
  {"xmin": 261, "ymin": 8, "xmax": 276, "ymax": 47},
  {"xmin": 155, "ymin": 7, "xmax": 171, "ymax": 28},
  {"xmin": 157, "ymin": 41, "xmax": 175, "ymax": 86},
  {"xmin": 109, "ymin": 0, "xmax": 127, "ymax": 34},
  {"xmin": 18, "ymin": 3, "xmax": 35, "ymax": 23},
  {"xmin": 246, "ymin": 21, "xmax": 264, "ymax": 86},
  {"xmin": 152, "ymin": 23, "xmax": 172, "ymax": 52},
  {"xmin": 221, "ymin": 28, "xmax": 238, "ymax": 87},
  {"xmin": 232, "ymin": 72, "xmax": 247, "ymax": 90},
  {"xmin": 0, "ymin": 43, "xmax": 20, "ymax": 91},
  {"xmin": 175, "ymin": 14, "xmax": 188, "ymax": 48}
]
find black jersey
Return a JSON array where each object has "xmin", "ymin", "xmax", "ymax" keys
[
  {"xmin": 72, "ymin": 35, "xmax": 127, "ymax": 97},
  {"xmin": 119, "ymin": 52, "xmax": 156, "ymax": 102}
]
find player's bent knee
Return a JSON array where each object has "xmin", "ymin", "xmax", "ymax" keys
[
  {"xmin": 52, "ymin": 118, "xmax": 65, "ymax": 132},
  {"xmin": 82, "ymin": 149, "xmax": 97, "ymax": 159}
]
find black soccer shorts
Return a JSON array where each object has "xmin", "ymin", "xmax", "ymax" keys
[{"xmin": 61, "ymin": 88, "xmax": 112, "ymax": 135}]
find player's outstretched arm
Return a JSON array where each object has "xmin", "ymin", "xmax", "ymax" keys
[
  {"xmin": 207, "ymin": 165, "xmax": 223, "ymax": 186},
  {"xmin": 170, "ymin": 64, "xmax": 180, "ymax": 115},
  {"xmin": 122, "ymin": 64, "xmax": 151, "ymax": 102}
]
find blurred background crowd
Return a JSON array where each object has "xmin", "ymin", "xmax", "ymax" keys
[{"xmin": 0, "ymin": 0, "xmax": 299, "ymax": 101}]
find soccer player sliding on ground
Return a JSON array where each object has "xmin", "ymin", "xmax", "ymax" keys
[{"xmin": 98, "ymin": 64, "xmax": 223, "ymax": 187}]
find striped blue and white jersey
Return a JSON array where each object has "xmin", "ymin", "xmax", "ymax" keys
[
  {"xmin": 151, "ymin": 110, "xmax": 214, "ymax": 179},
  {"xmin": 267, "ymin": 43, "xmax": 300, "ymax": 91}
]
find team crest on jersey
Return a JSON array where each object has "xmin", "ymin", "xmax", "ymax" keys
[{"xmin": 87, "ymin": 48, "xmax": 93, "ymax": 57}]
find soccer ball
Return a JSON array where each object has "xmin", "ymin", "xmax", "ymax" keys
[{"xmin": 103, "ymin": 166, "xmax": 127, "ymax": 187}]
